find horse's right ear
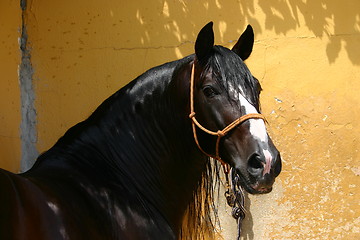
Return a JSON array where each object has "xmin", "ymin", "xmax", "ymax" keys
[
  {"xmin": 195, "ymin": 22, "xmax": 214, "ymax": 63},
  {"xmin": 232, "ymin": 25, "xmax": 254, "ymax": 61}
]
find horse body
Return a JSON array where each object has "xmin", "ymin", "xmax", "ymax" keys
[{"xmin": 0, "ymin": 22, "xmax": 281, "ymax": 240}]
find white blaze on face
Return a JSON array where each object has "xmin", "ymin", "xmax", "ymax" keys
[
  {"xmin": 237, "ymin": 93, "xmax": 268, "ymax": 142},
  {"xmin": 227, "ymin": 81, "xmax": 269, "ymax": 142},
  {"xmin": 237, "ymin": 92, "xmax": 275, "ymax": 175},
  {"xmin": 238, "ymin": 93, "xmax": 274, "ymax": 174},
  {"xmin": 263, "ymin": 149, "xmax": 273, "ymax": 176}
]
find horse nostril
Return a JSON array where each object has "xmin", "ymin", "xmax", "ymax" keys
[
  {"xmin": 274, "ymin": 153, "xmax": 282, "ymax": 177},
  {"xmin": 247, "ymin": 154, "xmax": 264, "ymax": 176},
  {"xmin": 249, "ymin": 155, "xmax": 263, "ymax": 169}
]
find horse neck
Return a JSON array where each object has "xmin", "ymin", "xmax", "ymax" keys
[
  {"xmin": 35, "ymin": 57, "xmax": 207, "ymax": 231},
  {"xmin": 118, "ymin": 59, "xmax": 208, "ymax": 228}
]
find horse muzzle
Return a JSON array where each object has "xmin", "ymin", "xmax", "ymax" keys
[{"xmin": 245, "ymin": 149, "xmax": 282, "ymax": 194}]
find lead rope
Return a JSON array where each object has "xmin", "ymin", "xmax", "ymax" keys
[{"xmin": 224, "ymin": 167, "xmax": 246, "ymax": 240}]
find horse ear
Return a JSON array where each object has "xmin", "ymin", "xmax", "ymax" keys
[
  {"xmin": 232, "ymin": 25, "xmax": 254, "ymax": 61},
  {"xmin": 195, "ymin": 22, "xmax": 214, "ymax": 63}
]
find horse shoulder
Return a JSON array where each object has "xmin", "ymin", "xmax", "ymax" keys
[{"xmin": 102, "ymin": 189, "xmax": 177, "ymax": 239}]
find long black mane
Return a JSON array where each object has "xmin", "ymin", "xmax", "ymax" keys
[{"xmin": 23, "ymin": 54, "xmax": 212, "ymax": 238}]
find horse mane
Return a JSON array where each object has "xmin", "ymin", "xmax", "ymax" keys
[{"xmin": 180, "ymin": 158, "xmax": 222, "ymax": 240}]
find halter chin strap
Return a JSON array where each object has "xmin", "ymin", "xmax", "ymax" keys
[{"xmin": 189, "ymin": 62, "xmax": 266, "ymax": 166}]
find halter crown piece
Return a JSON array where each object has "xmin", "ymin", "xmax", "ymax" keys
[{"xmin": 188, "ymin": 62, "xmax": 266, "ymax": 239}]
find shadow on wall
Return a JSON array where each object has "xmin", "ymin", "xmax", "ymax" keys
[
  {"xmin": 257, "ymin": 0, "xmax": 360, "ymax": 65},
  {"xmin": 107, "ymin": 0, "xmax": 264, "ymax": 63},
  {"xmin": 129, "ymin": 0, "xmax": 360, "ymax": 65},
  {"xmin": 47, "ymin": 0, "xmax": 359, "ymax": 76}
]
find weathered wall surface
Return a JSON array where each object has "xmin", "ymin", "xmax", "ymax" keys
[
  {"xmin": 0, "ymin": 0, "xmax": 22, "ymax": 172},
  {"xmin": 1, "ymin": 0, "xmax": 359, "ymax": 239}
]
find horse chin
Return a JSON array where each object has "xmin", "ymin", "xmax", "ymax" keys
[
  {"xmin": 248, "ymin": 183, "xmax": 273, "ymax": 194},
  {"xmin": 234, "ymin": 169, "xmax": 273, "ymax": 195}
]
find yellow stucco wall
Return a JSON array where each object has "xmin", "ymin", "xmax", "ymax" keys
[
  {"xmin": 1, "ymin": 0, "xmax": 359, "ymax": 239},
  {"xmin": 0, "ymin": 0, "xmax": 22, "ymax": 173}
]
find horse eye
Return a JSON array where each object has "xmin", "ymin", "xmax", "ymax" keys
[{"xmin": 202, "ymin": 86, "xmax": 217, "ymax": 98}]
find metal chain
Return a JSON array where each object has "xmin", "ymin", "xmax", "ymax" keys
[{"xmin": 224, "ymin": 168, "xmax": 246, "ymax": 240}]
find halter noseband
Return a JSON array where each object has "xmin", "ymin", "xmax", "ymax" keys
[{"xmin": 189, "ymin": 62, "xmax": 266, "ymax": 165}]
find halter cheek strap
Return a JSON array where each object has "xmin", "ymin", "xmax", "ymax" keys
[{"xmin": 189, "ymin": 63, "xmax": 266, "ymax": 165}]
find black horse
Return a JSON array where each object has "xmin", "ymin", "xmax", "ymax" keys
[{"xmin": 0, "ymin": 22, "xmax": 281, "ymax": 240}]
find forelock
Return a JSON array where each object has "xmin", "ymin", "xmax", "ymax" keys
[{"xmin": 204, "ymin": 46, "xmax": 261, "ymax": 110}]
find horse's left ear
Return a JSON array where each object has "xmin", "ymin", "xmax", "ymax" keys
[
  {"xmin": 195, "ymin": 22, "xmax": 214, "ymax": 64},
  {"xmin": 232, "ymin": 25, "xmax": 254, "ymax": 61}
]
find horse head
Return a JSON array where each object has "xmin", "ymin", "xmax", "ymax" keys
[{"xmin": 190, "ymin": 22, "xmax": 281, "ymax": 194}]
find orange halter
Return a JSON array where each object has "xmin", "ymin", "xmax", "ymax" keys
[{"xmin": 189, "ymin": 63, "xmax": 266, "ymax": 167}]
